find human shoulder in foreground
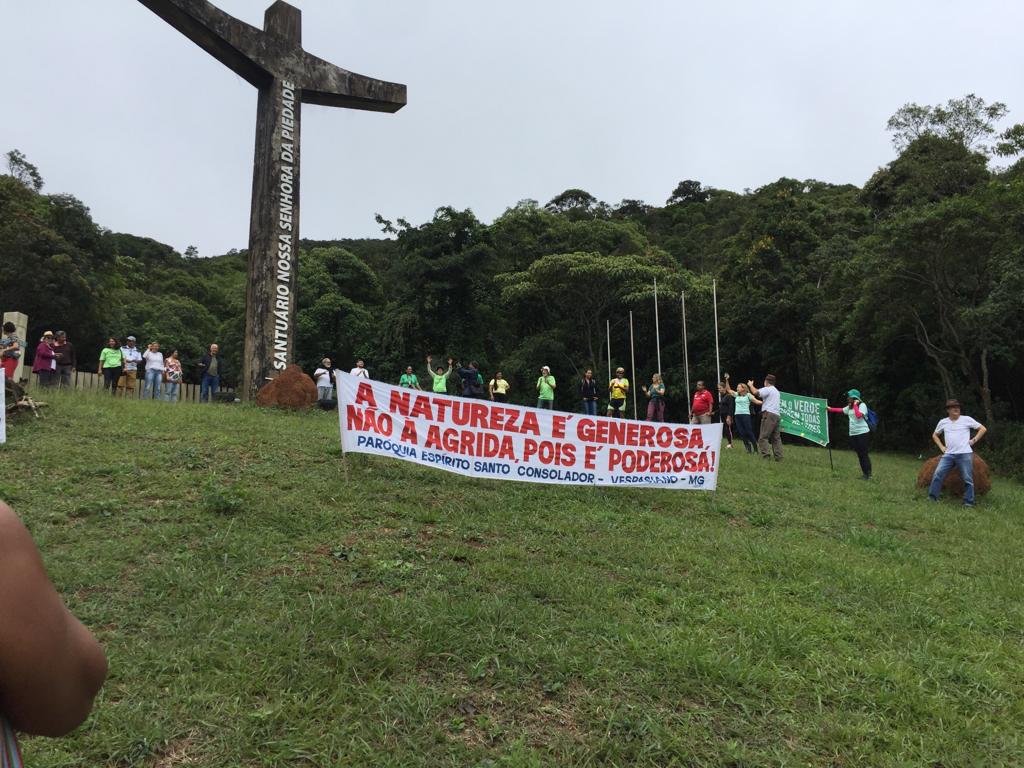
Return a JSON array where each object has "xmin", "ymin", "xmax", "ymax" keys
[{"xmin": 0, "ymin": 501, "xmax": 107, "ymax": 737}]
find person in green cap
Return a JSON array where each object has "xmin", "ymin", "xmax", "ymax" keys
[{"xmin": 828, "ymin": 389, "xmax": 871, "ymax": 480}]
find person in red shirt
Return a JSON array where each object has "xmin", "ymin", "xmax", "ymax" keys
[{"xmin": 690, "ymin": 380, "xmax": 715, "ymax": 424}]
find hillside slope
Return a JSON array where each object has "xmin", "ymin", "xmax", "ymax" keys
[{"xmin": 2, "ymin": 393, "xmax": 1023, "ymax": 767}]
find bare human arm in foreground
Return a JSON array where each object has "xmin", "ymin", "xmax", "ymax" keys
[{"xmin": 0, "ymin": 501, "xmax": 107, "ymax": 736}]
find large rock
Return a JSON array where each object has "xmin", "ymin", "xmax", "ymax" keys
[
  {"xmin": 916, "ymin": 454, "xmax": 992, "ymax": 496},
  {"xmin": 255, "ymin": 364, "xmax": 317, "ymax": 411}
]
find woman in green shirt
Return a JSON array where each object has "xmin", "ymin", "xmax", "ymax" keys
[
  {"xmin": 426, "ymin": 356, "xmax": 452, "ymax": 395},
  {"xmin": 97, "ymin": 338, "xmax": 122, "ymax": 396},
  {"xmin": 641, "ymin": 373, "xmax": 666, "ymax": 422},
  {"xmin": 724, "ymin": 375, "xmax": 759, "ymax": 453}
]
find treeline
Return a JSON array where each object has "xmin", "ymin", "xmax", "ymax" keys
[{"xmin": 2, "ymin": 96, "xmax": 1023, "ymax": 470}]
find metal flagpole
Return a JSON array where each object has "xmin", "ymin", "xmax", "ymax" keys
[
  {"xmin": 606, "ymin": 318, "xmax": 612, "ymax": 385},
  {"xmin": 629, "ymin": 310, "xmax": 638, "ymax": 419},
  {"xmin": 681, "ymin": 292, "xmax": 691, "ymax": 416},
  {"xmin": 653, "ymin": 276, "xmax": 662, "ymax": 374},
  {"xmin": 713, "ymin": 278, "xmax": 721, "ymax": 389}
]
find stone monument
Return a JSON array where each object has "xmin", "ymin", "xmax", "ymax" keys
[{"xmin": 137, "ymin": 0, "xmax": 406, "ymax": 400}]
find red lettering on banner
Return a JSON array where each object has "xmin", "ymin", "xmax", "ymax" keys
[
  {"xmin": 389, "ymin": 390, "xmax": 410, "ymax": 416},
  {"xmin": 470, "ymin": 403, "xmax": 489, "ymax": 429},
  {"xmin": 552, "ymin": 415, "xmax": 567, "ymax": 439},
  {"xmin": 520, "ymin": 411, "xmax": 541, "ymax": 436},
  {"xmin": 400, "ymin": 419, "xmax": 418, "ymax": 443},
  {"xmin": 638, "ymin": 425, "xmax": 655, "ymax": 447},
  {"xmin": 410, "ymin": 396, "xmax": 433, "ymax": 420},
  {"xmin": 689, "ymin": 430, "xmax": 704, "ymax": 449},
  {"xmin": 347, "ymin": 404, "xmax": 392, "ymax": 436},
  {"xmin": 355, "ymin": 382, "xmax": 377, "ymax": 408},
  {"xmin": 584, "ymin": 445, "xmax": 599, "ymax": 469}
]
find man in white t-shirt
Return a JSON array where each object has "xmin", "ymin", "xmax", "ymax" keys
[
  {"xmin": 313, "ymin": 358, "xmax": 335, "ymax": 401},
  {"xmin": 928, "ymin": 399, "xmax": 987, "ymax": 507},
  {"xmin": 349, "ymin": 359, "xmax": 369, "ymax": 379},
  {"xmin": 748, "ymin": 373, "xmax": 782, "ymax": 461}
]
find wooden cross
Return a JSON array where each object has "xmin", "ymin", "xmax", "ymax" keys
[{"xmin": 137, "ymin": 0, "xmax": 406, "ymax": 400}]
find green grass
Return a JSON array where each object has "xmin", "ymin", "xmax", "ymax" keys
[{"xmin": 3, "ymin": 391, "xmax": 1023, "ymax": 767}]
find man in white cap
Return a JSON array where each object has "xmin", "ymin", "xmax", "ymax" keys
[
  {"xmin": 536, "ymin": 365, "xmax": 556, "ymax": 409},
  {"xmin": 119, "ymin": 336, "xmax": 143, "ymax": 397}
]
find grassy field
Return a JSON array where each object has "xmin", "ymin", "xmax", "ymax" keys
[{"xmin": 2, "ymin": 391, "xmax": 1022, "ymax": 767}]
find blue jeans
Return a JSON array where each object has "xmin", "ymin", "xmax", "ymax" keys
[
  {"xmin": 582, "ymin": 400, "xmax": 598, "ymax": 416},
  {"xmin": 928, "ymin": 452, "xmax": 975, "ymax": 505},
  {"xmin": 164, "ymin": 382, "xmax": 180, "ymax": 402},
  {"xmin": 201, "ymin": 374, "xmax": 220, "ymax": 402},
  {"xmin": 143, "ymin": 368, "xmax": 163, "ymax": 400},
  {"xmin": 537, "ymin": 399, "xmax": 554, "ymax": 410}
]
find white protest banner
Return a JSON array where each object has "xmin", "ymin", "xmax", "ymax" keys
[
  {"xmin": 0, "ymin": 370, "xmax": 5, "ymax": 444},
  {"xmin": 336, "ymin": 373, "xmax": 722, "ymax": 490}
]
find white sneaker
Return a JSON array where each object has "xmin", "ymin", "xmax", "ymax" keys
[{"xmin": 726, "ymin": 444, "xmax": 733, "ymax": 449}]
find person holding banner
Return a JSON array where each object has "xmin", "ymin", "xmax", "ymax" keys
[
  {"xmin": 579, "ymin": 370, "xmax": 599, "ymax": 415},
  {"xmin": 607, "ymin": 368, "xmax": 629, "ymax": 418},
  {"xmin": 489, "ymin": 372, "xmax": 510, "ymax": 403},
  {"xmin": 724, "ymin": 376, "xmax": 759, "ymax": 453},
  {"xmin": 748, "ymin": 374, "xmax": 782, "ymax": 461},
  {"xmin": 690, "ymin": 381, "xmax": 714, "ymax": 425},
  {"xmin": 426, "ymin": 356, "xmax": 452, "ymax": 395},
  {"xmin": 642, "ymin": 373, "xmax": 667, "ymax": 422},
  {"xmin": 536, "ymin": 366, "xmax": 556, "ymax": 409},
  {"xmin": 399, "ymin": 365, "xmax": 422, "ymax": 391},
  {"xmin": 828, "ymin": 389, "xmax": 872, "ymax": 480}
]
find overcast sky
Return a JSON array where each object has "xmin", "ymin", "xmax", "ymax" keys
[{"xmin": 2, "ymin": 0, "xmax": 1022, "ymax": 256}]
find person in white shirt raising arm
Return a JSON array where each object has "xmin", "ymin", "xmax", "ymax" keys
[{"xmin": 927, "ymin": 398, "xmax": 987, "ymax": 508}]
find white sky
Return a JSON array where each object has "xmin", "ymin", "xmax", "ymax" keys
[{"xmin": 2, "ymin": 0, "xmax": 1022, "ymax": 256}]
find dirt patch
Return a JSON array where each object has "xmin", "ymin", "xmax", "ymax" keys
[{"xmin": 150, "ymin": 729, "xmax": 200, "ymax": 767}]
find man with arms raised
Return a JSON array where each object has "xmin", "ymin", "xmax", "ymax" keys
[
  {"xmin": 928, "ymin": 399, "xmax": 987, "ymax": 508},
  {"xmin": 748, "ymin": 373, "xmax": 782, "ymax": 461}
]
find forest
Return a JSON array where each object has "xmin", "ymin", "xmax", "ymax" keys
[{"xmin": 3, "ymin": 94, "xmax": 1023, "ymax": 470}]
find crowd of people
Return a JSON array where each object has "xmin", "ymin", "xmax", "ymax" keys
[{"xmin": 0, "ymin": 326, "xmax": 226, "ymax": 403}]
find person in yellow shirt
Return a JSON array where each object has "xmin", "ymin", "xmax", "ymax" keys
[
  {"xmin": 489, "ymin": 371, "xmax": 510, "ymax": 403},
  {"xmin": 608, "ymin": 367, "xmax": 630, "ymax": 418}
]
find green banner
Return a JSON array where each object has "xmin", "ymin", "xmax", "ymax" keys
[{"xmin": 778, "ymin": 392, "xmax": 830, "ymax": 446}]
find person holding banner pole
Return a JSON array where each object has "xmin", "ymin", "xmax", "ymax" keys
[
  {"xmin": 827, "ymin": 389, "xmax": 872, "ymax": 479},
  {"xmin": 748, "ymin": 374, "xmax": 782, "ymax": 461}
]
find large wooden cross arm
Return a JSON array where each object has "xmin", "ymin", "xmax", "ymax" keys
[{"xmin": 136, "ymin": 0, "xmax": 407, "ymax": 112}]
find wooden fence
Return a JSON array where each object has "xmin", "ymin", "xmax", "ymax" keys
[{"xmin": 29, "ymin": 371, "xmax": 235, "ymax": 402}]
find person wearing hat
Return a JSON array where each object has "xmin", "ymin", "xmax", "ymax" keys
[
  {"xmin": 118, "ymin": 336, "xmax": 143, "ymax": 397},
  {"xmin": 51, "ymin": 331, "xmax": 76, "ymax": 390},
  {"xmin": 828, "ymin": 389, "xmax": 872, "ymax": 480},
  {"xmin": 31, "ymin": 332, "xmax": 57, "ymax": 387},
  {"xmin": 536, "ymin": 365, "xmax": 556, "ymax": 409},
  {"xmin": 608, "ymin": 367, "xmax": 629, "ymax": 418},
  {"xmin": 927, "ymin": 399, "xmax": 987, "ymax": 507}
]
